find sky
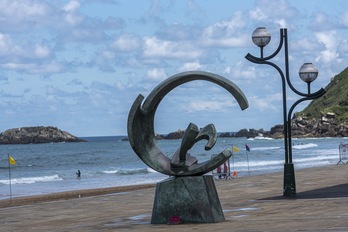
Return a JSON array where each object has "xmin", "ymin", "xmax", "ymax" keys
[{"xmin": 0, "ymin": 0, "xmax": 348, "ymax": 137}]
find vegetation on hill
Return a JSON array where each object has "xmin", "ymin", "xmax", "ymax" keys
[{"xmin": 298, "ymin": 67, "xmax": 348, "ymax": 123}]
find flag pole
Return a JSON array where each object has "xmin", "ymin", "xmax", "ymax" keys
[
  {"xmin": 8, "ymin": 154, "xmax": 12, "ymax": 199},
  {"xmin": 232, "ymin": 146, "xmax": 235, "ymax": 172}
]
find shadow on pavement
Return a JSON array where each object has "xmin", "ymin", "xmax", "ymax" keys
[{"xmin": 261, "ymin": 183, "xmax": 348, "ymax": 200}]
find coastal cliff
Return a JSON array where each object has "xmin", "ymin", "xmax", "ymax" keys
[{"xmin": 0, "ymin": 126, "xmax": 85, "ymax": 144}]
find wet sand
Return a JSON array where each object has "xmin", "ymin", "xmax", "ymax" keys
[{"xmin": 1, "ymin": 165, "xmax": 348, "ymax": 231}]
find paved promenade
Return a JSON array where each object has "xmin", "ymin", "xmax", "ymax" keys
[{"xmin": 1, "ymin": 165, "xmax": 348, "ymax": 231}]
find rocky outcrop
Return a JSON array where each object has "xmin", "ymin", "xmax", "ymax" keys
[
  {"xmin": 164, "ymin": 129, "xmax": 185, "ymax": 139},
  {"xmin": 233, "ymin": 128, "xmax": 270, "ymax": 138},
  {"xmin": 219, "ymin": 132, "xmax": 234, "ymax": 137},
  {"xmin": 270, "ymin": 113, "xmax": 348, "ymax": 138},
  {"xmin": 0, "ymin": 126, "xmax": 86, "ymax": 144}
]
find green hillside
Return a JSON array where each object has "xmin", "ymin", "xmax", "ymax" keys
[{"xmin": 299, "ymin": 67, "xmax": 348, "ymax": 122}]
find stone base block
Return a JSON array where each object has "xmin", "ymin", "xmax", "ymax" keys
[{"xmin": 151, "ymin": 175, "xmax": 225, "ymax": 224}]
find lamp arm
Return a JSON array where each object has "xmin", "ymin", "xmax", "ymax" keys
[
  {"xmin": 285, "ymin": 72, "xmax": 326, "ymax": 97},
  {"xmin": 245, "ymin": 29, "xmax": 285, "ymax": 62}
]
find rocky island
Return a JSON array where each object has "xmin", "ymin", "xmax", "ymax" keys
[{"xmin": 0, "ymin": 126, "xmax": 85, "ymax": 144}]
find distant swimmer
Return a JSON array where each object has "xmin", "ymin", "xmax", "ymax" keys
[{"xmin": 76, "ymin": 170, "xmax": 81, "ymax": 179}]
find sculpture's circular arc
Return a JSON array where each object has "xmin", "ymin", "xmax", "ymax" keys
[
  {"xmin": 127, "ymin": 71, "xmax": 249, "ymax": 176},
  {"xmin": 142, "ymin": 71, "xmax": 249, "ymax": 113}
]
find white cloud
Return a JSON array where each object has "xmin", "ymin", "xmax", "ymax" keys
[
  {"xmin": 62, "ymin": 0, "xmax": 80, "ymax": 12},
  {"xmin": 338, "ymin": 40, "xmax": 348, "ymax": 54},
  {"xmin": 97, "ymin": 51, "xmax": 114, "ymax": 61},
  {"xmin": 249, "ymin": 95, "xmax": 279, "ymax": 112},
  {"xmin": 225, "ymin": 62, "xmax": 257, "ymax": 80},
  {"xmin": 0, "ymin": 0, "xmax": 48, "ymax": 17},
  {"xmin": 275, "ymin": 19, "xmax": 288, "ymax": 28},
  {"xmin": 0, "ymin": 1, "xmax": 51, "ymax": 32},
  {"xmin": 201, "ymin": 11, "xmax": 249, "ymax": 48},
  {"xmin": 1, "ymin": 60, "xmax": 64, "ymax": 74},
  {"xmin": 177, "ymin": 61, "xmax": 203, "ymax": 72},
  {"xmin": 64, "ymin": 14, "xmax": 84, "ymax": 26},
  {"xmin": 185, "ymin": 100, "xmax": 235, "ymax": 113},
  {"xmin": 0, "ymin": 33, "xmax": 14, "ymax": 54},
  {"xmin": 249, "ymin": 0, "xmax": 297, "ymax": 28},
  {"xmin": 62, "ymin": 1, "xmax": 84, "ymax": 26},
  {"xmin": 310, "ymin": 12, "xmax": 338, "ymax": 31},
  {"xmin": 111, "ymin": 34, "xmax": 140, "ymax": 52},
  {"xmin": 201, "ymin": 36, "xmax": 249, "ymax": 48},
  {"xmin": 249, "ymin": 8, "xmax": 268, "ymax": 21},
  {"xmin": 205, "ymin": 11, "xmax": 246, "ymax": 33},
  {"xmin": 34, "ymin": 45, "xmax": 51, "ymax": 58},
  {"xmin": 146, "ymin": 68, "xmax": 167, "ymax": 81},
  {"xmin": 142, "ymin": 36, "xmax": 203, "ymax": 59},
  {"xmin": 314, "ymin": 31, "xmax": 339, "ymax": 63},
  {"xmin": 341, "ymin": 10, "xmax": 348, "ymax": 27},
  {"xmin": 294, "ymin": 37, "xmax": 318, "ymax": 51}
]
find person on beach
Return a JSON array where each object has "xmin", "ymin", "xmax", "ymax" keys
[{"xmin": 76, "ymin": 170, "xmax": 81, "ymax": 179}]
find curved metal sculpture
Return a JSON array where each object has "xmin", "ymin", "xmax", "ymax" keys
[{"xmin": 127, "ymin": 71, "xmax": 248, "ymax": 176}]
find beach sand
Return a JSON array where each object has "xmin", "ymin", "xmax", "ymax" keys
[{"xmin": 1, "ymin": 165, "xmax": 348, "ymax": 231}]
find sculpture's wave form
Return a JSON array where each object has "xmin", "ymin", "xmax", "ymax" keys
[{"xmin": 127, "ymin": 71, "xmax": 249, "ymax": 176}]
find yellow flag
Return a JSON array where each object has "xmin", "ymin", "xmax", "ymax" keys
[
  {"xmin": 8, "ymin": 155, "xmax": 16, "ymax": 165},
  {"xmin": 233, "ymin": 146, "xmax": 240, "ymax": 152}
]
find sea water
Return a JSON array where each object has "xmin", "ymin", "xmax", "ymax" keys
[{"xmin": 0, "ymin": 136, "xmax": 347, "ymax": 200}]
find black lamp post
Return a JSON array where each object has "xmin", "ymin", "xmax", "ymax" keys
[{"xmin": 245, "ymin": 27, "xmax": 325, "ymax": 197}]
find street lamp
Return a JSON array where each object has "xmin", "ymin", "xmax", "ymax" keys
[
  {"xmin": 252, "ymin": 27, "xmax": 271, "ymax": 58},
  {"xmin": 299, "ymin": 63, "xmax": 319, "ymax": 94},
  {"xmin": 245, "ymin": 28, "xmax": 325, "ymax": 197}
]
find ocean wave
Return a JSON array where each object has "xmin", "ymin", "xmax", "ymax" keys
[
  {"xmin": 299, "ymin": 148, "xmax": 338, "ymax": 156},
  {"xmin": 247, "ymin": 136, "xmax": 274, "ymax": 141},
  {"xmin": 251, "ymin": 146, "xmax": 281, "ymax": 151},
  {"xmin": 102, "ymin": 168, "xmax": 151, "ymax": 175},
  {"xmin": 0, "ymin": 174, "xmax": 62, "ymax": 185},
  {"xmin": 239, "ymin": 159, "xmax": 284, "ymax": 167},
  {"xmin": 292, "ymin": 143, "xmax": 318, "ymax": 149},
  {"xmin": 293, "ymin": 154, "xmax": 337, "ymax": 163},
  {"xmin": 231, "ymin": 154, "xmax": 337, "ymax": 169}
]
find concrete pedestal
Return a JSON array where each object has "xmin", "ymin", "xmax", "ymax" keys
[{"xmin": 151, "ymin": 175, "xmax": 225, "ymax": 224}]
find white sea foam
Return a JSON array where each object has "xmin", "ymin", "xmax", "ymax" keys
[
  {"xmin": 293, "ymin": 154, "xmax": 337, "ymax": 163},
  {"xmin": 103, "ymin": 170, "xmax": 118, "ymax": 174},
  {"xmin": 102, "ymin": 168, "xmax": 150, "ymax": 175},
  {"xmin": 292, "ymin": 143, "xmax": 318, "ymax": 149},
  {"xmin": 247, "ymin": 137, "xmax": 274, "ymax": 141},
  {"xmin": 0, "ymin": 174, "xmax": 62, "ymax": 185},
  {"xmin": 251, "ymin": 146, "xmax": 281, "ymax": 151}
]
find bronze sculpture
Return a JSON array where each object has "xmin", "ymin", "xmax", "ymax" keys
[{"xmin": 127, "ymin": 70, "xmax": 249, "ymax": 176}]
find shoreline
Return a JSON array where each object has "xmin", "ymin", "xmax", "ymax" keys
[{"xmin": 0, "ymin": 183, "xmax": 155, "ymax": 208}]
